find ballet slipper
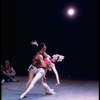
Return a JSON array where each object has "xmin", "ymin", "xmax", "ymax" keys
[{"xmin": 20, "ymin": 93, "xmax": 26, "ymax": 99}]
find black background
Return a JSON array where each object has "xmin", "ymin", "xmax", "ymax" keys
[{"xmin": 1, "ymin": 0, "xmax": 99, "ymax": 79}]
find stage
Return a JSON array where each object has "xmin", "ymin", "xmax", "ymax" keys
[{"xmin": 1, "ymin": 76, "xmax": 99, "ymax": 100}]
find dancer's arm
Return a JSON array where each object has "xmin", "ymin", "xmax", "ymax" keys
[
  {"xmin": 50, "ymin": 63, "xmax": 60, "ymax": 86},
  {"xmin": 31, "ymin": 41, "xmax": 38, "ymax": 46}
]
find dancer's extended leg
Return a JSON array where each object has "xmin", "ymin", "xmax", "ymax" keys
[
  {"xmin": 20, "ymin": 68, "xmax": 55, "ymax": 99},
  {"xmin": 20, "ymin": 71, "xmax": 44, "ymax": 98},
  {"xmin": 41, "ymin": 78, "xmax": 55, "ymax": 94},
  {"xmin": 24, "ymin": 68, "xmax": 34, "ymax": 92}
]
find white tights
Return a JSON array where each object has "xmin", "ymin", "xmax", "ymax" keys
[
  {"xmin": 20, "ymin": 68, "xmax": 54, "ymax": 98},
  {"xmin": 41, "ymin": 77, "xmax": 53, "ymax": 92}
]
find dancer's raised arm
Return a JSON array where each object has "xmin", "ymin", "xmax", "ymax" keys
[{"xmin": 31, "ymin": 41, "xmax": 38, "ymax": 46}]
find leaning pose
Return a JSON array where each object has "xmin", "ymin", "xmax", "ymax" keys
[
  {"xmin": 23, "ymin": 41, "xmax": 64, "ymax": 95},
  {"xmin": 20, "ymin": 42, "xmax": 64, "ymax": 98}
]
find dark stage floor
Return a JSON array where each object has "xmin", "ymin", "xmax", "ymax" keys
[{"xmin": 1, "ymin": 76, "xmax": 99, "ymax": 100}]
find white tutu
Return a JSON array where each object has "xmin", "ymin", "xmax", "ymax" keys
[{"xmin": 28, "ymin": 64, "xmax": 45, "ymax": 75}]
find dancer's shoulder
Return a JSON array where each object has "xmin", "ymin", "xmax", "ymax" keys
[{"xmin": 36, "ymin": 54, "xmax": 43, "ymax": 59}]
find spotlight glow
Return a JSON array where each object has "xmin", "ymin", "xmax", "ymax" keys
[
  {"xmin": 63, "ymin": 4, "xmax": 79, "ymax": 20},
  {"xmin": 67, "ymin": 8, "xmax": 75, "ymax": 16}
]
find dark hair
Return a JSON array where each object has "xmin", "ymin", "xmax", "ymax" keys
[
  {"xmin": 33, "ymin": 43, "xmax": 46, "ymax": 54},
  {"xmin": 37, "ymin": 43, "xmax": 45, "ymax": 52}
]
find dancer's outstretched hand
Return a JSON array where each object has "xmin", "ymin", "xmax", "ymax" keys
[
  {"xmin": 55, "ymin": 82, "xmax": 60, "ymax": 86},
  {"xmin": 31, "ymin": 41, "xmax": 38, "ymax": 46}
]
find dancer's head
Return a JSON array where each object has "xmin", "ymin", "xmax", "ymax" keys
[
  {"xmin": 5, "ymin": 60, "xmax": 10, "ymax": 68},
  {"xmin": 51, "ymin": 54, "xmax": 64, "ymax": 63},
  {"xmin": 37, "ymin": 43, "xmax": 47, "ymax": 54},
  {"xmin": 31, "ymin": 41, "xmax": 46, "ymax": 54}
]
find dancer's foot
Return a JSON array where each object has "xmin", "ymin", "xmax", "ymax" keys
[
  {"xmin": 48, "ymin": 89, "xmax": 56, "ymax": 95},
  {"xmin": 47, "ymin": 91, "xmax": 56, "ymax": 95},
  {"xmin": 46, "ymin": 92, "xmax": 55, "ymax": 95},
  {"xmin": 45, "ymin": 88, "xmax": 55, "ymax": 95},
  {"xmin": 20, "ymin": 93, "xmax": 26, "ymax": 99},
  {"xmin": 50, "ymin": 89, "xmax": 54, "ymax": 92},
  {"xmin": 46, "ymin": 92, "xmax": 52, "ymax": 95}
]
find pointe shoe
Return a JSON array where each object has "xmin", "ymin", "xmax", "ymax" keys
[
  {"xmin": 50, "ymin": 89, "xmax": 54, "ymax": 92},
  {"xmin": 20, "ymin": 93, "xmax": 26, "ymax": 99},
  {"xmin": 46, "ymin": 91, "xmax": 56, "ymax": 95},
  {"xmin": 45, "ymin": 89, "xmax": 55, "ymax": 95},
  {"xmin": 49, "ymin": 89, "xmax": 56, "ymax": 95},
  {"xmin": 49, "ymin": 91, "xmax": 56, "ymax": 95}
]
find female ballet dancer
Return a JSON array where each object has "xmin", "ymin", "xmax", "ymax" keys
[
  {"xmin": 38, "ymin": 53, "xmax": 64, "ymax": 93},
  {"xmin": 20, "ymin": 42, "xmax": 64, "ymax": 98}
]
